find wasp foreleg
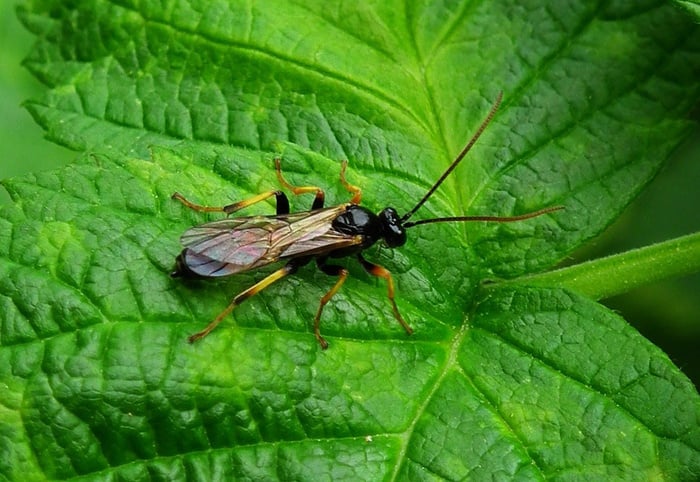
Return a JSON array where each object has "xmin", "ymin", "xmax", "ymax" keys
[
  {"xmin": 187, "ymin": 259, "xmax": 306, "ymax": 343},
  {"xmin": 313, "ymin": 257, "xmax": 349, "ymax": 349},
  {"xmin": 356, "ymin": 253, "xmax": 413, "ymax": 336},
  {"xmin": 339, "ymin": 160, "xmax": 362, "ymax": 204}
]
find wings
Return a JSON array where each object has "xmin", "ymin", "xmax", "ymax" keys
[{"xmin": 178, "ymin": 205, "xmax": 363, "ymax": 277}]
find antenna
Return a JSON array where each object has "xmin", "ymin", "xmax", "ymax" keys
[
  {"xmin": 403, "ymin": 205, "xmax": 564, "ymax": 229},
  {"xmin": 400, "ymin": 92, "xmax": 563, "ymax": 228},
  {"xmin": 400, "ymin": 91, "xmax": 503, "ymax": 223}
]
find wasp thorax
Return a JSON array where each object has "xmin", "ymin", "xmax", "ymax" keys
[{"xmin": 378, "ymin": 207, "xmax": 406, "ymax": 248}]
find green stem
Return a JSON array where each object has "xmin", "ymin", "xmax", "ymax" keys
[{"xmin": 496, "ymin": 232, "xmax": 700, "ymax": 300}]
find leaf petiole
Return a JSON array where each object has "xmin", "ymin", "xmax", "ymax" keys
[{"xmin": 495, "ymin": 232, "xmax": 700, "ymax": 300}]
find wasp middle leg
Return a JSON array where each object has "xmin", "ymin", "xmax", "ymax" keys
[
  {"xmin": 175, "ymin": 159, "xmax": 344, "ymax": 216},
  {"xmin": 312, "ymin": 257, "xmax": 350, "ymax": 349},
  {"xmin": 275, "ymin": 158, "xmax": 362, "ymax": 208},
  {"xmin": 274, "ymin": 158, "xmax": 325, "ymax": 210}
]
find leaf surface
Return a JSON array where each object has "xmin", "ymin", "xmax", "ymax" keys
[{"xmin": 3, "ymin": 1, "xmax": 700, "ymax": 480}]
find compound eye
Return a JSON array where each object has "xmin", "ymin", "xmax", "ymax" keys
[
  {"xmin": 379, "ymin": 208, "xmax": 407, "ymax": 248},
  {"xmin": 384, "ymin": 227, "xmax": 406, "ymax": 248}
]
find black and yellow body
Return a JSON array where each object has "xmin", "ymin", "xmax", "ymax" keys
[
  {"xmin": 171, "ymin": 92, "xmax": 563, "ymax": 349},
  {"xmin": 171, "ymin": 159, "xmax": 412, "ymax": 349}
]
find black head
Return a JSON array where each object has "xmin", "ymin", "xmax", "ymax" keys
[{"xmin": 378, "ymin": 207, "xmax": 406, "ymax": 247}]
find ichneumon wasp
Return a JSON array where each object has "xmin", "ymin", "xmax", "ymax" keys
[{"xmin": 171, "ymin": 92, "xmax": 563, "ymax": 349}]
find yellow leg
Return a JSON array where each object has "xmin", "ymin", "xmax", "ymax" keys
[
  {"xmin": 188, "ymin": 263, "xmax": 296, "ymax": 343},
  {"xmin": 172, "ymin": 189, "xmax": 289, "ymax": 215},
  {"xmin": 274, "ymin": 158, "xmax": 325, "ymax": 210},
  {"xmin": 313, "ymin": 266, "xmax": 349, "ymax": 350},
  {"xmin": 340, "ymin": 160, "xmax": 362, "ymax": 204},
  {"xmin": 357, "ymin": 254, "xmax": 413, "ymax": 336}
]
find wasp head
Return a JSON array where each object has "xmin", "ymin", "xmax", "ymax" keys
[{"xmin": 378, "ymin": 207, "xmax": 406, "ymax": 248}]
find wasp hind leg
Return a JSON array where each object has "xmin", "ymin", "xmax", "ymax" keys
[
  {"xmin": 313, "ymin": 257, "xmax": 350, "ymax": 350},
  {"xmin": 356, "ymin": 253, "xmax": 413, "ymax": 336},
  {"xmin": 172, "ymin": 187, "xmax": 291, "ymax": 216},
  {"xmin": 187, "ymin": 259, "xmax": 304, "ymax": 343}
]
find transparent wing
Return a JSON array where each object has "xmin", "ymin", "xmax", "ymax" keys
[{"xmin": 179, "ymin": 206, "xmax": 362, "ymax": 277}]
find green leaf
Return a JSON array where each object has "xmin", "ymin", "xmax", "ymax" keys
[
  {"xmin": 676, "ymin": 0, "xmax": 700, "ymax": 19},
  {"xmin": 502, "ymin": 232, "xmax": 700, "ymax": 301},
  {"xmin": 3, "ymin": 1, "xmax": 700, "ymax": 480}
]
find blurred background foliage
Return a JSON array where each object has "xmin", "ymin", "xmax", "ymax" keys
[
  {"xmin": 1, "ymin": 3, "xmax": 698, "ymax": 385},
  {"xmin": 0, "ymin": 2, "xmax": 73, "ymax": 197}
]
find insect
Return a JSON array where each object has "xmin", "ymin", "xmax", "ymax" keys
[{"xmin": 171, "ymin": 92, "xmax": 562, "ymax": 349}]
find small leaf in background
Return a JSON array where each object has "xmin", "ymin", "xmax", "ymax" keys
[{"xmin": 1, "ymin": 1, "xmax": 699, "ymax": 480}]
